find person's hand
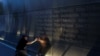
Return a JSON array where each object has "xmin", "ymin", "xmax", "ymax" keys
[{"xmin": 34, "ymin": 38, "xmax": 38, "ymax": 41}]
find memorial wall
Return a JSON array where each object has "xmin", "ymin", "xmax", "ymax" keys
[{"xmin": 0, "ymin": 0, "xmax": 100, "ymax": 55}]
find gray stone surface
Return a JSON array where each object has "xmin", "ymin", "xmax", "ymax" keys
[{"xmin": 64, "ymin": 45, "xmax": 90, "ymax": 56}]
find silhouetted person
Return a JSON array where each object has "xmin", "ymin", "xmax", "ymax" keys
[
  {"xmin": 37, "ymin": 35, "xmax": 51, "ymax": 56},
  {"xmin": 15, "ymin": 35, "xmax": 37, "ymax": 56}
]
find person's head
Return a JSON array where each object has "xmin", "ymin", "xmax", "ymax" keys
[
  {"xmin": 36, "ymin": 34, "xmax": 48, "ymax": 41},
  {"xmin": 36, "ymin": 36, "xmax": 41, "ymax": 41},
  {"xmin": 21, "ymin": 35, "xmax": 28, "ymax": 40},
  {"xmin": 24, "ymin": 36, "xmax": 28, "ymax": 40},
  {"xmin": 40, "ymin": 34, "xmax": 47, "ymax": 40}
]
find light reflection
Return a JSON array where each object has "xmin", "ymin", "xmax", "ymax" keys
[
  {"xmin": 17, "ymin": 30, "xmax": 20, "ymax": 35},
  {"xmin": 0, "ymin": 37, "xmax": 4, "ymax": 40},
  {"xmin": 45, "ymin": 54, "xmax": 51, "ymax": 56}
]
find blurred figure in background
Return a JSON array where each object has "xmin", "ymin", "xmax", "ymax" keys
[
  {"xmin": 37, "ymin": 35, "xmax": 51, "ymax": 56},
  {"xmin": 15, "ymin": 35, "xmax": 37, "ymax": 56}
]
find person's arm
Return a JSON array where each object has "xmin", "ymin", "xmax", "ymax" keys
[{"xmin": 26, "ymin": 38, "xmax": 37, "ymax": 45}]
